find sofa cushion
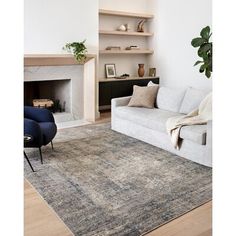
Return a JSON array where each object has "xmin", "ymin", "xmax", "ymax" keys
[
  {"xmin": 115, "ymin": 106, "xmax": 181, "ymax": 133},
  {"xmin": 179, "ymin": 87, "xmax": 208, "ymax": 114},
  {"xmin": 38, "ymin": 122, "xmax": 57, "ymax": 145},
  {"xmin": 180, "ymin": 125, "xmax": 207, "ymax": 145},
  {"xmin": 157, "ymin": 87, "xmax": 186, "ymax": 113},
  {"xmin": 148, "ymin": 81, "xmax": 159, "ymax": 107},
  {"xmin": 128, "ymin": 85, "xmax": 159, "ymax": 108}
]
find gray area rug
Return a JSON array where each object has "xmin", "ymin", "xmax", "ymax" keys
[{"xmin": 25, "ymin": 123, "xmax": 212, "ymax": 236}]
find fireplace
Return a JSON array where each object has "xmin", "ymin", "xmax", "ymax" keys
[
  {"xmin": 24, "ymin": 79, "xmax": 71, "ymax": 113},
  {"xmin": 24, "ymin": 54, "xmax": 98, "ymax": 125}
]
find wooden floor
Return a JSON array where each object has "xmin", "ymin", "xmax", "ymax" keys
[
  {"xmin": 146, "ymin": 202, "xmax": 212, "ymax": 236},
  {"xmin": 24, "ymin": 180, "xmax": 73, "ymax": 236},
  {"xmin": 24, "ymin": 111, "xmax": 212, "ymax": 236}
]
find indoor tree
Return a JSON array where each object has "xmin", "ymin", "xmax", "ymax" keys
[{"xmin": 191, "ymin": 26, "xmax": 212, "ymax": 78}]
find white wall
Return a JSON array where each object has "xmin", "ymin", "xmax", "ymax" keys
[
  {"xmin": 24, "ymin": 0, "xmax": 98, "ymax": 54},
  {"xmin": 25, "ymin": 0, "xmax": 212, "ymax": 90},
  {"xmin": 99, "ymin": 0, "xmax": 149, "ymax": 12},
  {"xmin": 149, "ymin": 0, "xmax": 212, "ymax": 90}
]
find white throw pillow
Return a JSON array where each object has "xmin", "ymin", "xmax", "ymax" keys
[
  {"xmin": 157, "ymin": 87, "xmax": 186, "ymax": 112},
  {"xmin": 148, "ymin": 81, "xmax": 159, "ymax": 87},
  {"xmin": 179, "ymin": 87, "xmax": 209, "ymax": 114},
  {"xmin": 147, "ymin": 81, "xmax": 159, "ymax": 107}
]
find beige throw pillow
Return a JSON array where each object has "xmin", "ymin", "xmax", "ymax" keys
[{"xmin": 128, "ymin": 85, "xmax": 159, "ymax": 108}]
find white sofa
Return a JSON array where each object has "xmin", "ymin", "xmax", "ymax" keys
[{"xmin": 111, "ymin": 87, "xmax": 212, "ymax": 167}]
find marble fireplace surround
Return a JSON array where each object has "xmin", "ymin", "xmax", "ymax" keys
[{"xmin": 24, "ymin": 54, "xmax": 98, "ymax": 123}]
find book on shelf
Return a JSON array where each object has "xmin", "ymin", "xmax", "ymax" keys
[
  {"xmin": 125, "ymin": 46, "xmax": 140, "ymax": 50},
  {"xmin": 106, "ymin": 46, "xmax": 121, "ymax": 50}
]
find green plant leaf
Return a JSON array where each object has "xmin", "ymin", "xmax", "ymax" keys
[
  {"xmin": 194, "ymin": 61, "xmax": 204, "ymax": 66},
  {"xmin": 205, "ymin": 69, "xmax": 211, "ymax": 78},
  {"xmin": 200, "ymin": 26, "xmax": 211, "ymax": 40},
  {"xmin": 191, "ymin": 37, "xmax": 207, "ymax": 47},
  {"xmin": 199, "ymin": 64, "xmax": 206, "ymax": 73},
  {"xmin": 199, "ymin": 43, "xmax": 212, "ymax": 54},
  {"xmin": 198, "ymin": 49, "xmax": 206, "ymax": 58},
  {"xmin": 62, "ymin": 40, "xmax": 87, "ymax": 62}
]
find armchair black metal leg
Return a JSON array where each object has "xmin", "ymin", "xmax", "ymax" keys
[
  {"xmin": 24, "ymin": 151, "xmax": 35, "ymax": 172},
  {"xmin": 51, "ymin": 141, "xmax": 54, "ymax": 150},
  {"xmin": 39, "ymin": 147, "xmax": 43, "ymax": 164}
]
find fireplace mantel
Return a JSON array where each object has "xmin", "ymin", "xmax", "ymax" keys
[
  {"xmin": 24, "ymin": 54, "xmax": 96, "ymax": 67},
  {"xmin": 24, "ymin": 54, "xmax": 99, "ymax": 123}
]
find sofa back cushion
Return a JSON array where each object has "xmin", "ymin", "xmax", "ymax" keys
[
  {"xmin": 179, "ymin": 87, "xmax": 209, "ymax": 114},
  {"xmin": 157, "ymin": 87, "xmax": 186, "ymax": 113}
]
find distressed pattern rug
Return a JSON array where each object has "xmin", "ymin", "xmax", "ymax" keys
[{"xmin": 24, "ymin": 123, "xmax": 212, "ymax": 236}]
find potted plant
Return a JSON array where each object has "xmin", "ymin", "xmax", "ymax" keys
[
  {"xmin": 63, "ymin": 40, "xmax": 87, "ymax": 62},
  {"xmin": 191, "ymin": 26, "xmax": 212, "ymax": 78}
]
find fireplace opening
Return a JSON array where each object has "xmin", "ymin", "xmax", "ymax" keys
[{"xmin": 24, "ymin": 79, "xmax": 71, "ymax": 113}]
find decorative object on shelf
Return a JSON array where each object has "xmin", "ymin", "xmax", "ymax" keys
[
  {"xmin": 149, "ymin": 68, "xmax": 156, "ymax": 77},
  {"xmin": 63, "ymin": 40, "xmax": 87, "ymax": 62},
  {"xmin": 105, "ymin": 64, "xmax": 117, "ymax": 78},
  {"xmin": 125, "ymin": 24, "xmax": 131, "ymax": 31},
  {"xmin": 191, "ymin": 26, "xmax": 212, "ymax": 78},
  {"xmin": 115, "ymin": 74, "xmax": 130, "ymax": 79},
  {"xmin": 117, "ymin": 24, "xmax": 127, "ymax": 31},
  {"xmin": 137, "ymin": 20, "xmax": 146, "ymax": 32},
  {"xmin": 138, "ymin": 64, "xmax": 145, "ymax": 77},
  {"xmin": 106, "ymin": 46, "xmax": 121, "ymax": 50},
  {"xmin": 126, "ymin": 46, "xmax": 140, "ymax": 50}
]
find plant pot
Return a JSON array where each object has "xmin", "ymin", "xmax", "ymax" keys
[{"xmin": 138, "ymin": 64, "xmax": 145, "ymax": 77}]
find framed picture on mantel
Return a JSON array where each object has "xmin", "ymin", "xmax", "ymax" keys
[{"xmin": 105, "ymin": 64, "xmax": 116, "ymax": 78}]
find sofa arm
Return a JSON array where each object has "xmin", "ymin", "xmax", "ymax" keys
[
  {"xmin": 206, "ymin": 120, "xmax": 212, "ymax": 166},
  {"xmin": 206, "ymin": 120, "xmax": 212, "ymax": 146},
  {"xmin": 111, "ymin": 96, "xmax": 131, "ymax": 109},
  {"xmin": 24, "ymin": 106, "xmax": 55, "ymax": 123}
]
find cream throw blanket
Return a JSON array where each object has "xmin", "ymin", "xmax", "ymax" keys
[{"xmin": 166, "ymin": 93, "xmax": 212, "ymax": 149}]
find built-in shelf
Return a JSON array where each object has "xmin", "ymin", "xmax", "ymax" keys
[
  {"xmin": 99, "ymin": 9, "xmax": 154, "ymax": 19},
  {"xmin": 99, "ymin": 76, "xmax": 158, "ymax": 82},
  {"xmin": 99, "ymin": 30, "xmax": 153, "ymax": 37},
  {"xmin": 99, "ymin": 50, "xmax": 154, "ymax": 55}
]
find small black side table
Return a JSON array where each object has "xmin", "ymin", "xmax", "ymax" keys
[{"xmin": 24, "ymin": 135, "xmax": 35, "ymax": 172}]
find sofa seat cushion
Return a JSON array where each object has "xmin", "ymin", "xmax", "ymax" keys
[
  {"xmin": 115, "ymin": 106, "xmax": 182, "ymax": 133},
  {"xmin": 180, "ymin": 125, "xmax": 207, "ymax": 145}
]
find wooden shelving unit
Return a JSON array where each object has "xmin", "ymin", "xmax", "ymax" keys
[
  {"xmin": 99, "ymin": 8, "xmax": 155, "ymax": 85},
  {"xmin": 98, "ymin": 8, "xmax": 157, "ymax": 110},
  {"xmin": 99, "ymin": 49, "xmax": 154, "ymax": 55},
  {"xmin": 99, "ymin": 9, "xmax": 154, "ymax": 19},
  {"xmin": 99, "ymin": 9, "xmax": 154, "ymax": 57},
  {"xmin": 99, "ymin": 30, "xmax": 153, "ymax": 37}
]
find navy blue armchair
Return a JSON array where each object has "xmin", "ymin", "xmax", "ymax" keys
[{"xmin": 24, "ymin": 106, "xmax": 57, "ymax": 164}]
